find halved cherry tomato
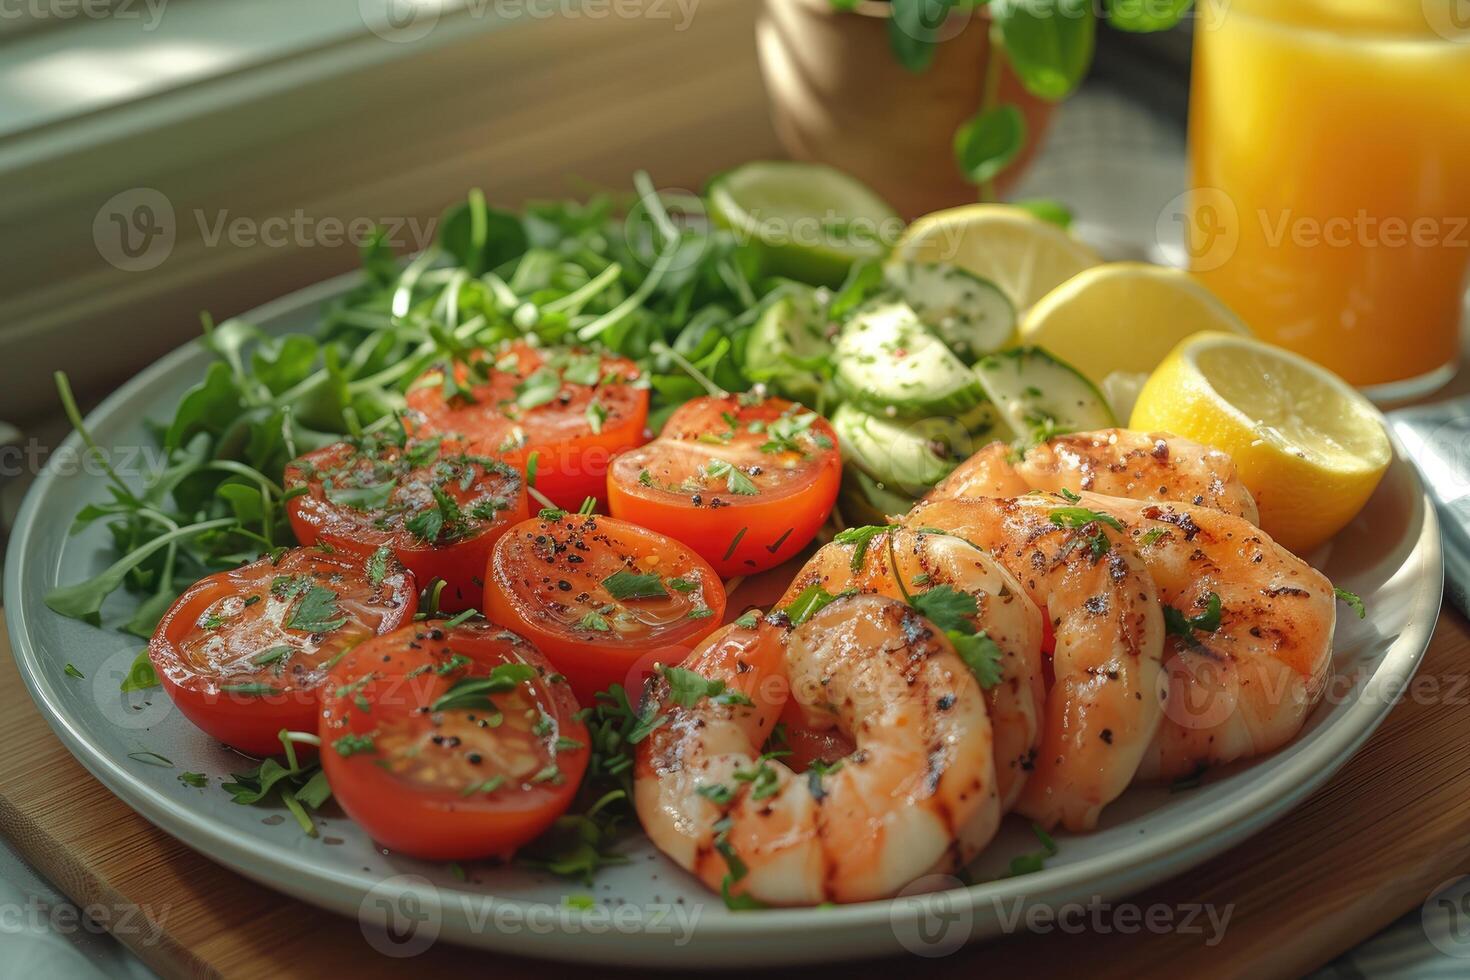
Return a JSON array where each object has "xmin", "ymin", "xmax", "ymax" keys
[
  {"xmin": 284, "ymin": 432, "xmax": 528, "ymax": 612},
  {"xmin": 319, "ymin": 621, "xmax": 588, "ymax": 860},
  {"xmin": 149, "ymin": 547, "xmax": 417, "ymax": 755},
  {"xmin": 485, "ymin": 511, "xmax": 726, "ymax": 703},
  {"xmin": 405, "ymin": 341, "xmax": 649, "ymax": 510},
  {"xmin": 606, "ymin": 395, "xmax": 841, "ymax": 576}
]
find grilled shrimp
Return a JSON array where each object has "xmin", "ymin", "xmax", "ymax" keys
[
  {"xmin": 779, "ymin": 526, "xmax": 1044, "ymax": 811},
  {"xmin": 905, "ymin": 495, "xmax": 1165, "ymax": 831},
  {"xmin": 633, "ymin": 594, "xmax": 1000, "ymax": 906},
  {"xmin": 1078, "ymin": 493, "xmax": 1336, "ymax": 781},
  {"xmin": 926, "ymin": 429, "xmax": 1260, "ymax": 524}
]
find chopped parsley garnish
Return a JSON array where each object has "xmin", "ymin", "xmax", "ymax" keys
[
  {"xmin": 403, "ymin": 435, "xmax": 443, "ymax": 468},
  {"xmin": 1139, "ymin": 527, "xmax": 1167, "ymax": 547},
  {"xmin": 405, "ymin": 484, "xmax": 469, "ymax": 544},
  {"xmin": 63, "ymin": 663, "xmax": 84, "ymax": 679},
  {"xmin": 325, "ymin": 480, "xmax": 395, "ymax": 511},
  {"xmin": 367, "ymin": 544, "xmax": 392, "ymax": 587},
  {"xmin": 784, "ymin": 584, "xmax": 842, "ymax": 625},
  {"xmin": 733, "ymin": 610, "xmax": 760, "ymax": 629},
  {"xmin": 178, "ymin": 771, "xmax": 208, "ymax": 788},
  {"xmin": 601, "ymin": 568, "xmax": 668, "ymax": 601},
  {"xmin": 252, "ymin": 645, "xmax": 294, "ymax": 667},
  {"xmin": 577, "ymin": 610, "xmax": 611, "ymax": 632},
  {"xmin": 559, "ymin": 352, "xmax": 602, "ymax": 386},
  {"xmin": 760, "ymin": 410, "xmax": 823, "ymax": 455},
  {"xmin": 1334, "ymin": 587, "xmax": 1366, "ymax": 619},
  {"xmin": 697, "ymin": 782, "xmax": 734, "ymax": 805},
  {"xmin": 661, "ymin": 665, "xmax": 753, "ymax": 709},
  {"xmin": 832, "ymin": 524, "xmax": 890, "ymax": 572},
  {"xmin": 515, "ymin": 367, "xmax": 562, "ymax": 409},
  {"xmin": 906, "ymin": 585, "xmax": 1003, "ymax": 689},
  {"xmin": 285, "ymin": 584, "xmax": 348, "ymax": 633},
  {"xmin": 1162, "ymin": 592, "xmax": 1224, "ymax": 645},
  {"xmin": 705, "ymin": 459, "xmax": 759, "ymax": 496},
  {"xmin": 585, "ymin": 399, "xmax": 607, "ymax": 435},
  {"xmin": 221, "ymin": 682, "xmax": 283, "ymax": 696},
  {"xmin": 666, "ymin": 576, "xmax": 698, "ymax": 592},
  {"xmin": 732, "ymin": 759, "xmax": 780, "ymax": 800},
  {"xmin": 1049, "ymin": 506, "xmax": 1124, "ymax": 560},
  {"xmin": 430, "ymin": 663, "xmax": 538, "ymax": 713},
  {"xmin": 1002, "ymin": 823, "xmax": 1059, "ymax": 878},
  {"xmin": 333, "ymin": 733, "xmax": 377, "ymax": 756}
]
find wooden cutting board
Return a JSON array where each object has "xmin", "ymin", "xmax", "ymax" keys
[{"xmin": 2, "ymin": 606, "xmax": 1468, "ymax": 980}]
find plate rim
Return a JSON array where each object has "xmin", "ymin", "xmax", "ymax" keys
[{"xmin": 3, "ymin": 269, "xmax": 1445, "ymax": 953}]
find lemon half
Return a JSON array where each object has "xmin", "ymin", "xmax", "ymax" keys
[
  {"xmin": 1019, "ymin": 263, "xmax": 1251, "ymax": 385},
  {"xmin": 892, "ymin": 205, "xmax": 1101, "ymax": 312},
  {"xmin": 1130, "ymin": 332, "xmax": 1391, "ymax": 554}
]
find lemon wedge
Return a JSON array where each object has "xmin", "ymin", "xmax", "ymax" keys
[
  {"xmin": 1130, "ymin": 332, "xmax": 1391, "ymax": 554},
  {"xmin": 892, "ymin": 205, "xmax": 1101, "ymax": 311},
  {"xmin": 1019, "ymin": 262, "xmax": 1251, "ymax": 385}
]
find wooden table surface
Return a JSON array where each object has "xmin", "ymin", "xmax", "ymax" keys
[{"xmin": 1, "ymin": 605, "xmax": 1467, "ymax": 979}]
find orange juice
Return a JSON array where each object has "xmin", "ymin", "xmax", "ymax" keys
[{"xmin": 1188, "ymin": 0, "xmax": 1470, "ymax": 394}]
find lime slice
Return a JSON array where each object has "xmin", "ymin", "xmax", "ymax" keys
[
  {"xmin": 892, "ymin": 204, "xmax": 1101, "ymax": 311},
  {"xmin": 708, "ymin": 162, "xmax": 899, "ymax": 286},
  {"xmin": 1019, "ymin": 262, "xmax": 1251, "ymax": 384}
]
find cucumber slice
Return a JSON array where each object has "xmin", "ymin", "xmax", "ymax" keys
[
  {"xmin": 973, "ymin": 347, "xmax": 1116, "ymax": 444},
  {"xmin": 744, "ymin": 290, "xmax": 833, "ymax": 405},
  {"xmin": 884, "ymin": 261, "xmax": 1016, "ymax": 364},
  {"xmin": 838, "ymin": 465, "xmax": 913, "ymax": 527},
  {"xmin": 834, "ymin": 301, "xmax": 985, "ymax": 419},
  {"xmin": 832, "ymin": 401, "xmax": 1003, "ymax": 498}
]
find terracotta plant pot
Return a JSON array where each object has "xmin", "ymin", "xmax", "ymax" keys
[{"xmin": 756, "ymin": 0, "xmax": 1056, "ymax": 220}]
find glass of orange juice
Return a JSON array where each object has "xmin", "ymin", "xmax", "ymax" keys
[{"xmin": 1187, "ymin": 0, "xmax": 1470, "ymax": 399}]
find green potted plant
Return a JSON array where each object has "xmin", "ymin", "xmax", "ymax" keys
[{"xmin": 756, "ymin": 0, "xmax": 1193, "ymax": 218}]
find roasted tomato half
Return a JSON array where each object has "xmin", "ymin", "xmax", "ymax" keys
[
  {"xmin": 485, "ymin": 512, "xmax": 726, "ymax": 702},
  {"xmin": 319, "ymin": 621, "xmax": 588, "ymax": 860},
  {"xmin": 285, "ymin": 432, "xmax": 528, "ymax": 612},
  {"xmin": 149, "ymin": 547, "xmax": 417, "ymax": 755},
  {"xmin": 606, "ymin": 395, "xmax": 842, "ymax": 576},
  {"xmin": 405, "ymin": 342, "xmax": 649, "ymax": 509}
]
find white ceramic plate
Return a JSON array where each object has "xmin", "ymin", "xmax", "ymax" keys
[{"xmin": 4, "ymin": 272, "xmax": 1443, "ymax": 965}]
